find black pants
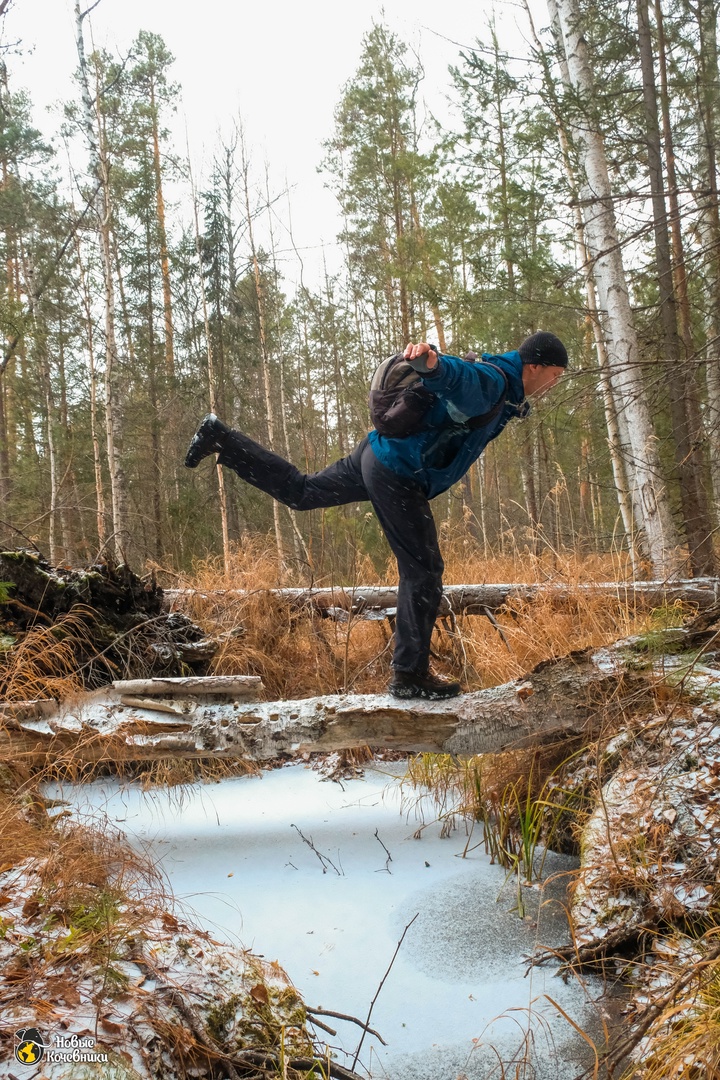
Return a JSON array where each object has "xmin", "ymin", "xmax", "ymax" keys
[{"xmin": 217, "ymin": 432, "xmax": 443, "ymax": 674}]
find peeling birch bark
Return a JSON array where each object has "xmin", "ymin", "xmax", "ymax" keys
[{"xmin": 1, "ymin": 641, "xmax": 655, "ymax": 766}]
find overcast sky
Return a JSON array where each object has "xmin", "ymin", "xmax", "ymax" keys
[{"xmin": 1, "ymin": 0, "xmax": 546, "ymax": 287}]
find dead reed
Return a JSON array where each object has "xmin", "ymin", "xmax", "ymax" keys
[
  {"xmin": 0, "ymin": 606, "xmax": 98, "ymax": 702},
  {"xmin": 163, "ymin": 539, "xmax": 658, "ymax": 700}
]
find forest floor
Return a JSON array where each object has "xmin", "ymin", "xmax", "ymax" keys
[{"xmin": 1, "ymin": 544, "xmax": 720, "ymax": 1078}]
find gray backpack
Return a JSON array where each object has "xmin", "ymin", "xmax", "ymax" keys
[{"xmin": 369, "ymin": 350, "xmax": 508, "ymax": 438}]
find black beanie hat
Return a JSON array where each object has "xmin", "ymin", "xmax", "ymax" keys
[{"xmin": 518, "ymin": 331, "xmax": 569, "ymax": 368}]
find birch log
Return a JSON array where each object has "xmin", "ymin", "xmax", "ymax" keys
[
  {"xmin": 164, "ymin": 579, "xmax": 720, "ymax": 619},
  {"xmin": 1, "ymin": 638, "xmax": 659, "ymax": 765}
]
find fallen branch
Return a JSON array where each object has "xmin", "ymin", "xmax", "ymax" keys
[
  {"xmin": 306, "ymin": 1013, "xmax": 337, "ymax": 1036},
  {"xmin": 306, "ymin": 1007, "xmax": 387, "ymax": 1045},
  {"xmin": 528, "ymin": 924, "xmax": 650, "ymax": 972},
  {"xmin": 2, "ymin": 635, "xmax": 658, "ymax": 765},
  {"xmin": 164, "ymin": 578, "xmax": 720, "ymax": 619},
  {"xmin": 230, "ymin": 1050, "xmax": 365, "ymax": 1080},
  {"xmin": 154, "ymin": 986, "xmax": 242, "ymax": 1080},
  {"xmin": 291, "ymin": 823, "xmax": 343, "ymax": 876},
  {"xmin": 351, "ymin": 912, "xmax": 419, "ymax": 1070},
  {"xmin": 374, "ymin": 829, "xmax": 392, "ymax": 873}
]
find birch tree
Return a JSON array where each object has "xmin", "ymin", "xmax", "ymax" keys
[
  {"xmin": 523, "ymin": 0, "xmax": 641, "ymax": 568},
  {"xmin": 549, "ymin": 0, "xmax": 684, "ymax": 577}
]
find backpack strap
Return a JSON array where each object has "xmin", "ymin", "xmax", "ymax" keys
[{"xmin": 466, "ymin": 362, "xmax": 509, "ymax": 429}]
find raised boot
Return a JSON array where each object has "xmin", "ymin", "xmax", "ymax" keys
[
  {"xmin": 388, "ymin": 668, "xmax": 461, "ymax": 700},
  {"xmin": 184, "ymin": 414, "xmax": 230, "ymax": 468}
]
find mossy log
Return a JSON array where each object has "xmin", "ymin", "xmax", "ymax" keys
[
  {"xmin": 0, "ymin": 550, "xmax": 219, "ymax": 689},
  {"xmin": 0, "ymin": 549, "xmax": 163, "ymax": 624}
]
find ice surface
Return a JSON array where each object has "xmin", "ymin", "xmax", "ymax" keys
[{"xmin": 46, "ymin": 763, "xmax": 609, "ymax": 1079}]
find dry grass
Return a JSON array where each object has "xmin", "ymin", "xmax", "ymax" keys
[
  {"xmin": 0, "ymin": 606, "xmax": 98, "ymax": 702},
  {"xmin": 0, "ymin": 765, "xmax": 50, "ymax": 873},
  {"xmin": 599, "ymin": 931, "xmax": 720, "ymax": 1079},
  {"xmin": 161, "ymin": 538, "xmax": 674, "ymax": 699}
]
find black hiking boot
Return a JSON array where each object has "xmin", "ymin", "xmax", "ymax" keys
[
  {"xmin": 388, "ymin": 669, "xmax": 461, "ymax": 700},
  {"xmin": 184, "ymin": 414, "xmax": 230, "ymax": 468}
]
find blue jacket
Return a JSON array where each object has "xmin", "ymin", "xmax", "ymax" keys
[{"xmin": 367, "ymin": 350, "xmax": 529, "ymax": 499}]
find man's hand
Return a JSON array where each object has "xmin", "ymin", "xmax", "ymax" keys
[{"xmin": 404, "ymin": 342, "xmax": 439, "ymax": 375}]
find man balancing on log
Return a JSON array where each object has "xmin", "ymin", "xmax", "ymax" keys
[{"xmin": 184, "ymin": 332, "xmax": 568, "ymax": 700}]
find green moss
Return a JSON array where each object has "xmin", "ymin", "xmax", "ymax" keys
[
  {"xmin": 630, "ymin": 628, "xmax": 688, "ymax": 656},
  {"xmin": 103, "ymin": 965, "xmax": 130, "ymax": 992},
  {"xmin": 274, "ymin": 985, "xmax": 305, "ymax": 1026},
  {"xmin": 206, "ymin": 993, "xmax": 243, "ymax": 1043}
]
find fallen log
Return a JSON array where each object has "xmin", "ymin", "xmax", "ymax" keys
[
  {"xmin": 1, "ymin": 634, "xmax": 665, "ymax": 766},
  {"xmin": 111, "ymin": 675, "xmax": 262, "ymax": 698},
  {"xmin": 164, "ymin": 578, "xmax": 720, "ymax": 619}
]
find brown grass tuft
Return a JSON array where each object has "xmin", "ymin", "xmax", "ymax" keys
[
  {"xmin": 161, "ymin": 540, "xmax": 671, "ymax": 699},
  {"xmin": 0, "ymin": 606, "xmax": 99, "ymax": 702}
]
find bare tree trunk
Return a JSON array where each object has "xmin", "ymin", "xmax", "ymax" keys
[
  {"xmin": 476, "ymin": 458, "xmax": 489, "ymax": 558},
  {"xmin": 408, "ymin": 189, "xmax": 447, "ymax": 351},
  {"xmin": 149, "ymin": 79, "xmax": 174, "ymax": 379},
  {"xmin": 654, "ymin": 0, "xmax": 695, "ymax": 360},
  {"xmin": 36, "ymin": 640, "xmax": 668, "ymax": 765},
  {"xmin": 542, "ymin": 0, "xmax": 642, "ymax": 556},
  {"xmin": 146, "ymin": 295, "xmax": 164, "ymax": 561},
  {"xmin": 519, "ymin": 432, "xmax": 540, "ymax": 553},
  {"xmin": 97, "ymin": 125, "xmax": 131, "ymax": 563},
  {"xmin": 695, "ymin": 0, "xmax": 720, "ymax": 518},
  {"xmin": 39, "ymin": 349, "xmax": 60, "ymax": 563},
  {"xmin": 550, "ymin": 0, "xmax": 684, "ymax": 577},
  {"xmin": 73, "ymin": 228, "xmax": 106, "ymax": 549},
  {"xmin": 637, "ymin": 0, "xmax": 715, "ymax": 574},
  {"xmin": 74, "ymin": 1, "xmax": 132, "ymax": 563},
  {"xmin": 265, "ymin": 170, "xmax": 311, "ymax": 572},
  {"xmin": 55, "ymin": 325, "xmax": 75, "ymax": 562},
  {"xmin": 654, "ymin": 0, "xmax": 715, "ymax": 536},
  {"xmin": 524, "ymin": 0, "xmax": 641, "ymax": 569},
  {"xmin": 0, "ymin": 97, "xmax": 12, "ymax": 509},
  {"xmin": 0, "ymin": 360, "xmax": 9, "ymax": 508},
  {"xmin": 239, "ymin": 129, "xmax": 285, "ymax": 572},
  {"xmin": 492, "ymin": 27, "xmax": 517, "ymax": 297},
  {"xmin": 188, "ymin": 154, "xmax": 231, "ymax": 574},
  {"xmin": 392, "ymin": 175, "xmax": 410, "ymax": 342}
]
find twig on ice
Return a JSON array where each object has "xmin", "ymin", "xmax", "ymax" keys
[
  {"xmin": 291, "ymin": 823, "xmax": 343, "ymax": 876},
  {"xmin": 307, "ymin": 1006, "xmax": 387, "ymax": 1045},
  {"xmin": 351, "ymin": 912, "xmax": 419, "ymax": 1070},
  {"xmin": 374, "ymin": 828, "xmax": 393, "ymax": 873}
]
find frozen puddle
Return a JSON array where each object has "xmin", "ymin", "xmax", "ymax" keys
[{"xmin": 47, "ymin": 762, "xmax": 608, "ymax": 1079}]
